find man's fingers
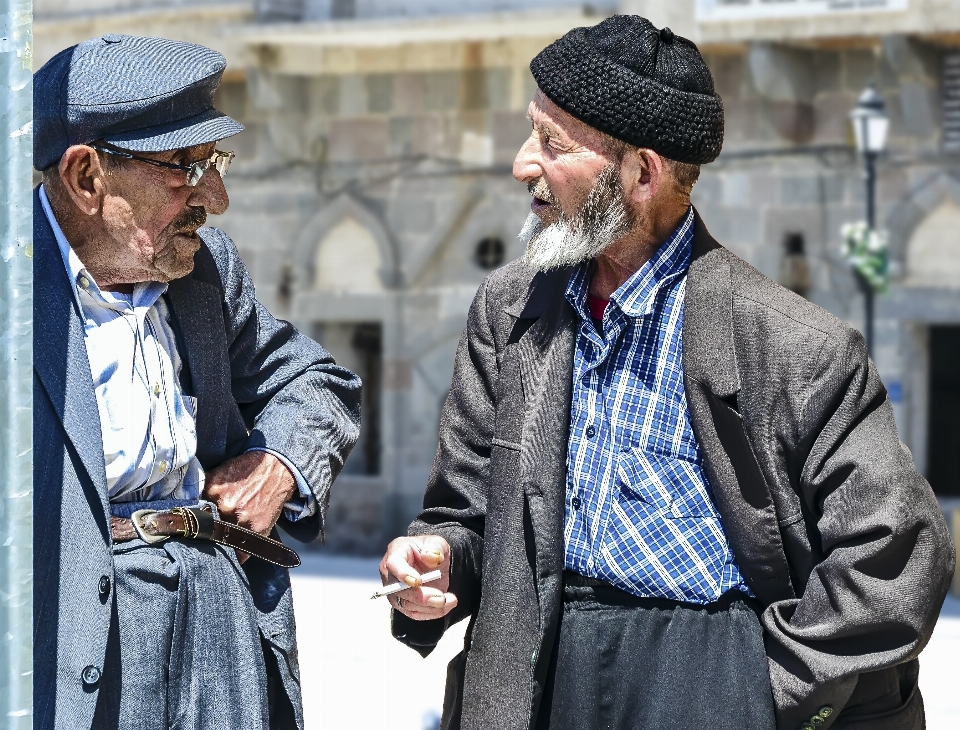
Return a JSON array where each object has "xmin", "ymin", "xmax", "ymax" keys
[
  {"xmin": 398, "ymin": 586, "xmax": 446, "ymax": 608},
  {"xmin": 383, "ymin": 551, "xmax": 421, "ymax": 587},
  {"xmin": 393, "ymin": 591, "xmax": 458, "ymax": 621},
  {"xmin": 418, "ymin": 535, "xmax": 447, "ymax": 568}
]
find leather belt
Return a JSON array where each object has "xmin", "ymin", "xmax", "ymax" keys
[{"xmin": 110, "ymin": 506, "xmax": 301, "ymax": 569}]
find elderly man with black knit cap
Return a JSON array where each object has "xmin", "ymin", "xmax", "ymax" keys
[
  {"xmin": 379, "ymin": 16, "xmax": 953, "ymax": 730},
  {"xmin": 33, "ymin": 35, "xmax": 361, "ymax": 730}
]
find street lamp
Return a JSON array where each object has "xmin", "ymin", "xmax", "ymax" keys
[{"xmin": 848, "ymin": 82, "xmax": 889, "ymax": 357}]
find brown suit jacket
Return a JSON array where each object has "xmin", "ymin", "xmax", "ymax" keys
[{"xmin": 393, "ymin": 210, "xmax": 954, "ymax": 730}]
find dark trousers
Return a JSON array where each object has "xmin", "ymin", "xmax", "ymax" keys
[{"xmin": 537, "ymin": 576, "xmax": 776, "ymax": 730}]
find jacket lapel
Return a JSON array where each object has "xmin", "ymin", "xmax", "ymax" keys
[
  {"xmin": 33, "ymin": 190, "xmax": 109, "ymax": 514},
  {"xmin": 683, "ymin": 210, "xmax": 795, "ymax": 606},
  {"xmin": 165, "ymin": 274, "xmax": 229, "ymax": 468},
  {"xmin": 506, "ymin": 270, "xmax": 576, "ymax": 648}
]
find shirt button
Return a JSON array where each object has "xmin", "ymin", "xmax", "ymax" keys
[
  {"xmin": 586, "ymin": 425, "xmax": 596, "ymax": 438},
  {"xmin": 78, "ymin": 276, "xmax": 90, "ymax": 289},
  {"xmin": 98, "ymin": 576, "xmax": 111, "ymax": 599},
  {"xmin": 160, "ymin": 461, "xmax": 168, "ymax": 474},
  {"xmin": 153, "ymin": 383, "xmax": 161, "ymax": 397},
  {"xmin": 81, "ymin": 665, "xmax": 101, "ymax": 686},
  {"xmin": 571, "ymin": 496, "xmax": 582, "ymax": 510}
]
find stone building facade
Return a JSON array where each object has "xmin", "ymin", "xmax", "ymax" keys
[{"xmin": 34, "ymin": 0, "xmax": 960, "ymax": 553}]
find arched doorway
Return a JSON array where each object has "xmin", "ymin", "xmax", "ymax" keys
[
  {"xmin": 905, "ymin": 201, "xmax": 960, "ymax": 496},
  {"xmin": 310, "ymin": 215, "xmax": 386, "ymax": 478}
]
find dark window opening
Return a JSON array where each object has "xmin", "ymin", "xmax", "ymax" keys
[
  {"xmin": 474, "ymin": 237, "xmax": 505, "ymax": 270},
  {"xmin": 928, "ymin": 326, "xmax": 960, "ymax": 496},
  {"xmin": 779, "ymin": 232, "xmax": 811, "ymax": 298},
  {"xmin": 313, "ymin": 322, "xmax": 381, "ymax": 475},
  {"xmin": 277, "ymin": 264, "xmax": 293, "ymax": 309}
]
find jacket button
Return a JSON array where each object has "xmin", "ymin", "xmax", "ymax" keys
[
  {"xmin": 810, "ymin": 716, "xmax": 825, "ymax": 726},
  {"xmin": 81, "ymin": 665, "xmax": 101, "ymax": 686},
  {"xmin": 818, "ymin": 706, "xmax": 833, "ymax": 719},
  {"xmin": 98, "ymin": 576, "xmax": 111, "ymax": 599},
  {"xmin": 801, "ymin": 725, "xmax": 814, "ymax": 730}
]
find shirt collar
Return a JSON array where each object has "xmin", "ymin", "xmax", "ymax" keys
[
  {"xmin": 565, "ymin": 206, "xmax": 694, "ymax": 321},
  {"xmin": 39, "ymin": 184, "xmax": 168, "ymax": 313}
]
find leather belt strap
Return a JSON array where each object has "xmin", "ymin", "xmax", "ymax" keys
[{"xmin": 110, "ymin": 506, "xmax": 301, "ymax": 569}]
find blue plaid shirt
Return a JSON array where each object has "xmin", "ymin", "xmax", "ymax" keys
[{"xmin": 563, "ymin": 208, "xmax": 750, "ymax": 604}]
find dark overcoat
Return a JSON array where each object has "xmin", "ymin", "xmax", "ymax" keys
[
  {"xmin": 33, "ymin": 188, "xmax": 362, "ymax": 730},
  {"xmin": 393, "ymin": 211, "xmax": 954, "ymax": 730}
]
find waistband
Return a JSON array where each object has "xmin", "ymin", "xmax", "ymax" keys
[
  {"xmin": 110, "ymin": 499, "xmax": 203, "ymax": 519},
  {"xmin": 562, "ymin": 571, "xmax": 760, "ymax": 614}
]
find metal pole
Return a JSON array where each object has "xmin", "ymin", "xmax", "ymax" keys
[
  {"xmin": 861, "ymin": 151, "xmax": 877, "ymax": 358},
  {"xmin": 0, "ymin": 1, "xmax": 33, "ymax": 727}
]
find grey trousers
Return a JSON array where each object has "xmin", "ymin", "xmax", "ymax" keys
[
  {"xmin": 92, "ymin": 537, "xmax": 272, "ymax": 730},
  {"xmin": 537, "ymin": 581, "xmax": 776, "ymax": 730}
]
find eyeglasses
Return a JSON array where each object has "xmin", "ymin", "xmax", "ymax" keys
[{"xmin": 93, "ymin": 145, "xmax": 235, "ymax": 187}]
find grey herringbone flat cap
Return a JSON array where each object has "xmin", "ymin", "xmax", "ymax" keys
[{"xmin": 34, "ymin": 34, "xmax": 244, "ymax": 170}]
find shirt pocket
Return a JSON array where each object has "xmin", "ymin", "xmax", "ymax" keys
[{"xmin": 616, "ymin": 448, "xmax": 718, "ymax": 519}]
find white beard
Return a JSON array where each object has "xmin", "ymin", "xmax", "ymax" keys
[{"xmin": 519, "ymin": 165, "xmax": 632, "ymax": 272}]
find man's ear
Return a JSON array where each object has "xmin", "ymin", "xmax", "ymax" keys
[
  {"xmin": 57, "ymin": 145, "xmax": 108, "ymax": 217},
  {"xmin": 619, "ymin": 147, "xmax": 666, "ymax": 206}
]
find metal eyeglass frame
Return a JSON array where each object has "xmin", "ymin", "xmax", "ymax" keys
[{"xmin": 92, "ymin": 144, "xmax": 235, "ymax": 187}]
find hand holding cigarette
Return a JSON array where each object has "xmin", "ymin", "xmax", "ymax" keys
[
  {"xmin": 371, "ymin": 569, "xmax": 442, "ymax": 599},
  {"xmin": 378, "ymin": 535, "xmax": 458, "ymax": 621}
]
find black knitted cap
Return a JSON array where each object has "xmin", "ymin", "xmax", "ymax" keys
[{"xmin": 530, "ymin": 15, "xmax": 724, "ymax": 164}]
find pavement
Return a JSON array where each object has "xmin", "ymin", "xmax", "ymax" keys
[{"xmin": 291, "ymin": 553, "xmax": 960, "ymax": 729}]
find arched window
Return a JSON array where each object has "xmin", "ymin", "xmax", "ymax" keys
[
  {"xmin": 906, "ymin": 201, "xmax": 960, "ymax": 288},
  {"xmin": 314, "ymin": 217, "xmax": 384, "ymax": 292}
]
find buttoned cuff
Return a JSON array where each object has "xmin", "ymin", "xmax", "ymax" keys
[{"xmin": 244, "ymin": 447, "xmax": 317, "ymax": 522}]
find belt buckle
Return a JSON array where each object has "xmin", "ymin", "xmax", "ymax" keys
[{"xmin": 130, "ymin": 509, "xmax": 171, "ymax": 544}]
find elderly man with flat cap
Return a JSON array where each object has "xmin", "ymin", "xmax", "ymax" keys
[
  {"xmin": 33, "ymin": 35, "xmax": 360, "ymax": 730},
  {"xmin": 380, "ymin": 16, "xmax": 953, "ymax": 730}
]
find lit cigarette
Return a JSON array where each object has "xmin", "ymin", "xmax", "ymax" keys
[{"xmin": 371, "ymin": 570, "xmax": 442, "ymax": 600}]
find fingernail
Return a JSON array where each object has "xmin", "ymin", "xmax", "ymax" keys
[{"xmin": 403, "ymin": 575, "xmax": 420, "ymax": 587}]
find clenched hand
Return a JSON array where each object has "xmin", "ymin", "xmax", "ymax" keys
[{"xmin": 203, "ymin": 451, "xmax": 296, "ymax": 562}]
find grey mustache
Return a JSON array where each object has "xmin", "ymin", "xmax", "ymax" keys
[{"xmin": 528, "ymin": 178, "xmax": 555, "ymax": 203}]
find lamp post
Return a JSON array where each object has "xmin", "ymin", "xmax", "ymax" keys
[{"xmin": 848, "ymin": 83, "xmax": 889, "ymax": 358}]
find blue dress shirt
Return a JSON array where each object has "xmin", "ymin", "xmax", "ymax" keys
[
  {"xmin": 563, "ymin": 207, "xmax": 750, "ymax": 604},
  {"xmin": 40, "ymin": 185, "xmax": 314, "ymax": 520}
]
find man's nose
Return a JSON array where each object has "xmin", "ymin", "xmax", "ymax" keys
[
  {"xmin": 513, "ymin": 134, "xmax": 542, "ymax": 185},
  {"xmin": 190, "ymin": 168, "xmax": 229, "ymax": 215}
]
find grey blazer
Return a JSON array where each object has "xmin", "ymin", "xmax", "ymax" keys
[
  {"xmin": 33, "ymin": 188, "xmax": 362, "ymax": 730},
  {"xmin": 393, "ymin": 211, "xmax": 954, "ymax": 730}
]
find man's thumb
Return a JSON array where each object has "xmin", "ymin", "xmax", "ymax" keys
[{"xmin": 419, "ymin": 536, "xmax": 446, "ymax": 568}]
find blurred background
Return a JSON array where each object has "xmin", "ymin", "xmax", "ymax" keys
[{"xmin": 32, "ymin": 1, "xmax": 960, "ymax": 727}]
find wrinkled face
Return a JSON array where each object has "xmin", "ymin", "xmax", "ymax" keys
[
  {"xmin": 97, "ymin": 142, "xmax": 228, "ymax": 283},
  {"xmin": 512, "ymin": 91, "xmax": 633, "ymax": 271},
  {"xmin": 513, "ymin": 90, "xmax": 617, "ymax": 225}
]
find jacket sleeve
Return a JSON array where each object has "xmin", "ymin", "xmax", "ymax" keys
[
  {"xmin": 204, "ymin": 227, "xmax": 362, "ymax": 542},
  {"xmin": 762, "ymin": 327, "xmax": 954, "ymax": 727},
  {"xmin": 392, "ymin": 277, "xmax": 497, "ymax": 656}
]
